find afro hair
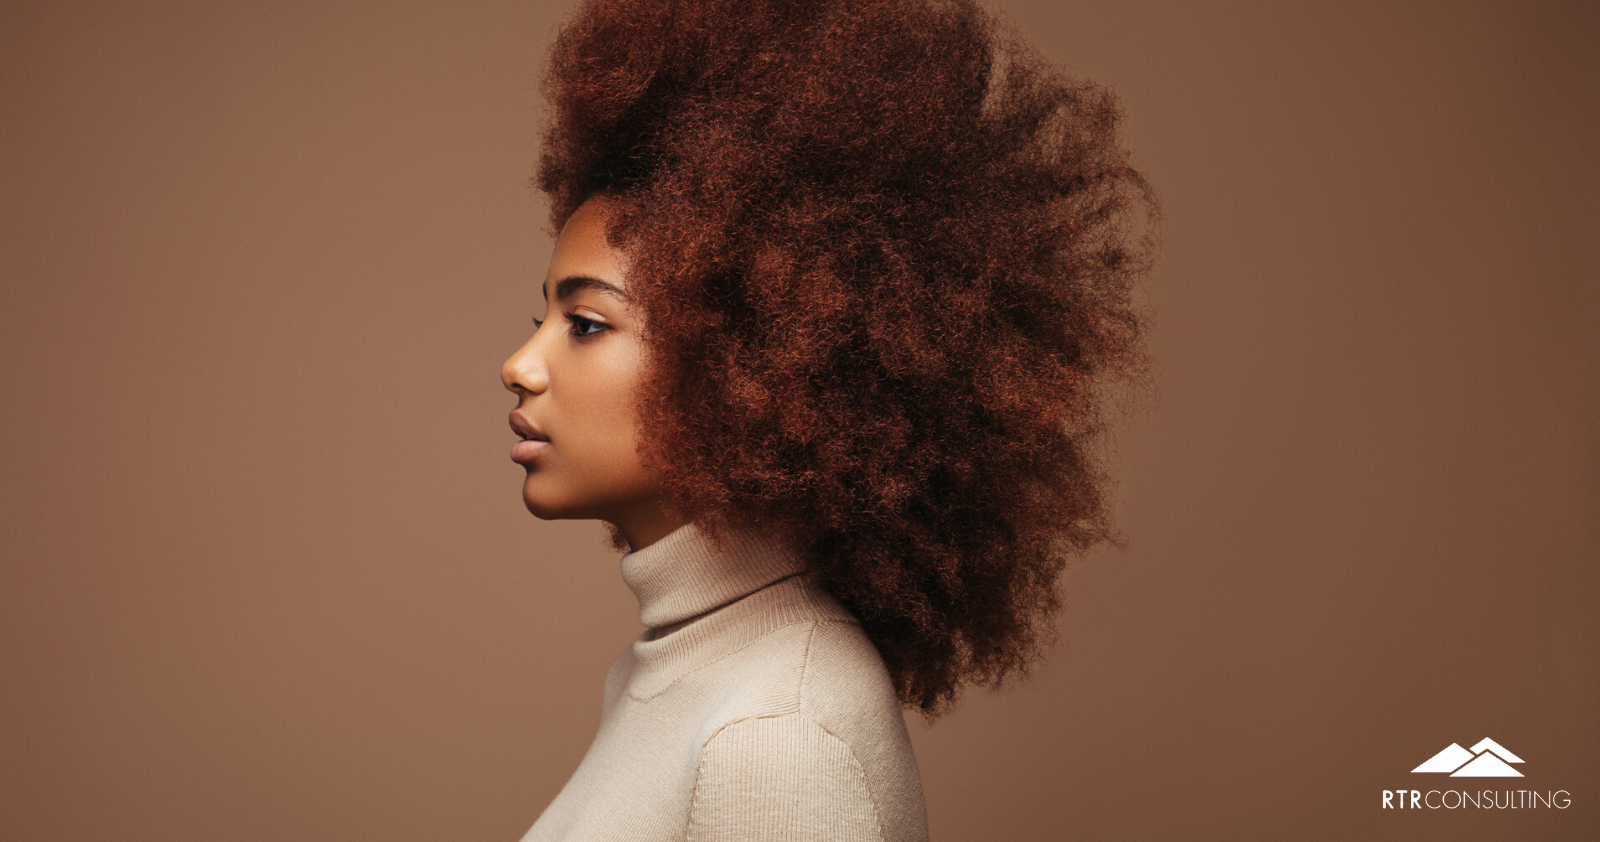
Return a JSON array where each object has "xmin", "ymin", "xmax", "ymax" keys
[{"xmin": 537, "ymin": 0, "xmax": 1156, "ymax": 715}]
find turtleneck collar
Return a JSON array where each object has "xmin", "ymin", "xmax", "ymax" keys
[{"xmin": 619, "ymin": 521, "xmax": 806, "ymax": 629}]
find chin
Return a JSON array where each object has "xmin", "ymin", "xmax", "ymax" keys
[
  {"xmin": 522, "ymin": 493, "xmax": 578, "ymax": 522},
  {"xmin": 521, "ymin": 478, "xmax": 602, "ymax": 522},
  {"xmin": 520, "ymin": 478, "xmax": 574, "ymax": 521}
]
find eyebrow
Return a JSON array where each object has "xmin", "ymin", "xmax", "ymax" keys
[{"xmin": 544, "ymin": 275, "xmax": 629, "ymax": 302}]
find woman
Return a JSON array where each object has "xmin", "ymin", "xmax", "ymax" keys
[{"xmin": 501, "ymin": 0, "xmax": 1154, "ymax": 838}]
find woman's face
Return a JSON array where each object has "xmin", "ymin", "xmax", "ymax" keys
[{"xmin": 500, "ymin": 197, "xmax": 677, "ymax": 548}]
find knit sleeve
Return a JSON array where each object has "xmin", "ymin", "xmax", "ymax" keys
[{"xmin": 685, "ymin": 713, "xmax": 886, "ymax": 842}]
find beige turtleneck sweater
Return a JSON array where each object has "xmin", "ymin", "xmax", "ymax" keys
[{"xmin": 519, "ymin": 522, "xmax": 928, "ymax": 842}]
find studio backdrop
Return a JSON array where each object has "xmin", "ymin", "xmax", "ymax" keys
[{"xmin": 2, "ymin": 0, "xmax": 1595, "ymax": 839}]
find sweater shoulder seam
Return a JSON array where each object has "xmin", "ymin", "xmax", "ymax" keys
[
  {"xmin": 797, "ymin": 622, "xmax": 816, "ymax": 715},
  {"xmin": 684, "ymin": 711, "xmax": 887, "ymax": 842}
]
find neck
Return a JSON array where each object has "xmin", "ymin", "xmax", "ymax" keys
[{"xmin": 607, "ymin": 499, "xmax": 687, "ymax": 552}]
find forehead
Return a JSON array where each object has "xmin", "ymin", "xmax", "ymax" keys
[{"xmin": 545, "ymin": 197, "xmax": 629, "ymax": 294}]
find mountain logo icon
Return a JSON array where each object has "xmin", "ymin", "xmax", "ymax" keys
[{"xmin": 1412, "ymin": 738, "xmax": 1525, "ymax": 777}]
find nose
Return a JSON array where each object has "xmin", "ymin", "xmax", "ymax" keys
[{"xmin": 501, "ymin": 330, "xmax": 549, "ymax": 396}]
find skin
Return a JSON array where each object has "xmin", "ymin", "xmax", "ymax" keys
[{"xmin": 500, "ymin": 196, "xmax": 685, "ymax": 551}]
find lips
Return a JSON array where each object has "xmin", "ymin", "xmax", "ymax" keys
[{"xmin": 509, "ymin": 412, "xmax": 550, "ymax": 464}]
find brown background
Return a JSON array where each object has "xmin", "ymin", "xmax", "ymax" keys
[{"xmin": 3, "ymin": 0, "xmax": 1596, "ymax": 839}]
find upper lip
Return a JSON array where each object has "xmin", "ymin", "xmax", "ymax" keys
[{"xmin": 509, "ymin": 412, "xmax": 549, "ymax": 442}]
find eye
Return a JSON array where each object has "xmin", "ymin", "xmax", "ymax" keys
[{"xmin": 564, "ymin": 312, "xmax": 608, "ymax": 337}]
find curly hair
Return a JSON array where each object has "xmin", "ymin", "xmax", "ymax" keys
[{"xmin": 537, "ymin": 0, "xmax": 1156, "ymax": 714}]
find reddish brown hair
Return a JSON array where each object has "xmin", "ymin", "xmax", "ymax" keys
[{"xmin": 538, "ymin": 0, "xmax": 1155, "ymax": 714}]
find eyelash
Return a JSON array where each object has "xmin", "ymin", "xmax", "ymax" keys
[{"xmin": 533, "ymin": 312, "xmax": 608, "ymax": 337}]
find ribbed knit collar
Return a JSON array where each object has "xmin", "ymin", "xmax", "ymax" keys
[{"xmin": 619, "ymin": 521, "xmax": 807, "ymax": 629}]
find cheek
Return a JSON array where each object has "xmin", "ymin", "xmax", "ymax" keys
[{"xmin": 562, "ymin": 347, "xmax": 648, "ymax": 476}]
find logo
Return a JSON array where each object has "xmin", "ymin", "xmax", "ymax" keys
[
  {"xmin": 1412, "ymin": 738, "xmax": 1524, "ymax": 777},
  {"xmin": 1383, "ymin": 738, "xmax": 1572, "ymax": 810}
]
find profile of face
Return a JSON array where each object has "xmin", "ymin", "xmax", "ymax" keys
[{"xmin": 500, "ymin": 197, "xmax": 678, "ymax": 549}]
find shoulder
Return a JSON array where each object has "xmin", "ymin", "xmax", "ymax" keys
[
  {"xmin": 796, "ymin": 620, "xmax": 900, "ymax": 719},
  {"xmin": 703, "ymin": 590, "xmax": 900, "ymax": 730},
  {"xmin": 684, "ymin": 617, "xmax": 927, "ymax": 842}
]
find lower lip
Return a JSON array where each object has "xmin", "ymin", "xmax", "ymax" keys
[{"xmin": 510, "ymin": 439, "xmax": 550, "ymax": 464}]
